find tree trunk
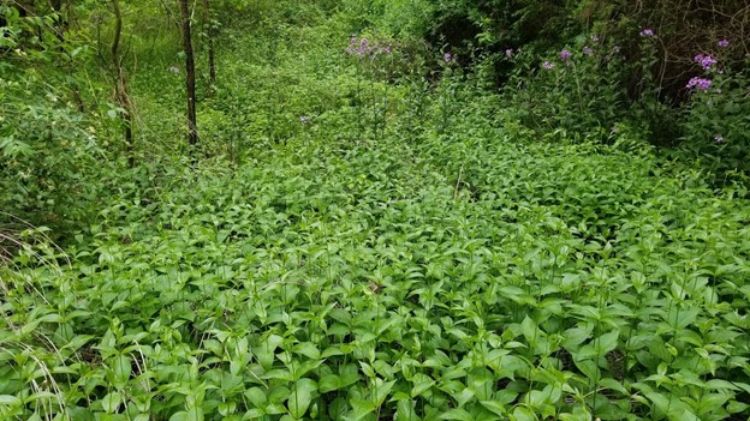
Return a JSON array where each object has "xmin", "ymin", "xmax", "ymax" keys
[
  {"xmin": 111, "ymin": 0, "xmax": 134, "ymax": 167},
  {"xmin": 178, "ymin": 0, "xmax": 198, "ymax": 147},
  {"xmin": 203, "ymin": 0, "xmax": 216, "ymax": 85}
]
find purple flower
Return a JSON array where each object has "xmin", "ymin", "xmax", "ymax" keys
[
  {"xmin": 505, "ymin": 48, "xmax": 514, "ymax": 59},
  {"xmin": 714, "ymin": 134, "xmax": 725, "ymax": 144},
  {"xmin": 639, "ymin": 28, "xmax": 655, "ymax": 37},
  {"xmin": 346, "ymin": 36, "xmax": 394, "ymax": 58},
  {"xmin": 686, "ymin": 77, "xmax": 712, "ymax": 91},
  {"xmin": 582, "ymin": 46, "xmax": 594, "ymax": 56},
  {"xmin": 443, "ymin": 52, "xmax": 453, "ymax": 63},
  {"xmin": 345, "ymin": 37, "xmax": 371, "ymax": 57},
  {"xmin": 718, "ymin": 39, "xmax": 729, "ymax": 48},
  {"xmin": 542, "ymin": 61, "xmax": 555, "ymax": 70},
  {"xmin": 693, "ymin": 53, "xmax": 717, "ymax": 70},
  {"xmin": 358, "ymin": 38, "xmax": 370, "ymax": 56},
  {"xmin": 346, "ymin": 36, "xmax": 359, "ymax": 55},
  {"xmin": 560, "ymin": 49, "xmax": 572, "ymax": 62}
]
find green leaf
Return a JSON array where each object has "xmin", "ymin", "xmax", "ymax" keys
[
  {"xmin": 395, "ymin": 399, "xmax": 419, "ymax": 421},
  {"xmin": 597, "ymin": 330, "xmax": 619, "ymax": 355},
  {"xmin": 101, "ymin": 392, "xmax": 122, "ymax": 413},
  {"xmin": 61, "ymin": 335, "xmax": 94, "ymax": 352},
  {"xmin": 374, "ymin": 379, "xmax": 396, "ymax": 406},
  {"xmin": 266, "ymin": 404, "xmax": 287, "ymax": 415},
  {"xmin": 349, "ymin": 397, "xmax": 376, "ymax": 420},
  {"xmin": 169, "ymin": 411, "xmax": 198, "ymax": 421},
  {"xmin": 562, "ymin": 326, "xmax": 592, "ymax": 349},
  {"xmin": 410, "ymin": 373, "xmax": 436, "ymax": 398},
  {"xmin": 599, "ymin": 378, "xmax": 628, "ymax": 395},
  {"xmin": 113, "ymin": 354, "xmax": 131, "ymax": 387},
  {"xmin": 0, "ymin": 395, "xmax": 21, "ymax": 405},
  {"xmin": 294, "ymin": 342, "xmax": 321, "ymax": 360},
  {"xmin": 319, "ymin": 374, "xmax": 342, "ymax": 393},
  {"xmin": 287, "ymin": 378, "xmax": 317, "ymax": 419},
  {"xmin": 511, "ymin": 406, "xmax": 536, "ymax": 421},
  {"xmin": 439, "ymin": 408, "xmax": 474, "ymax": 420},
  {"xmin": 243, "ymin": 408, "xmax": 265, "ymax": 418},
  {"xmin": 479, "ymin": 400, "xmax": 505, "ymax": 416},
  {"xmin": 454, "ymin": 388, "xmax": 475, "ymax": 407},
  {"xmin": 219, "ymin": 401, "xmax": 237, "ymax": 416},
  {"xmin": 244, "ymin": 387, "xmax": 267, "ymax": 408}
]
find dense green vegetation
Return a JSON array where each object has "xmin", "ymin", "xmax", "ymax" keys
[{"xmin": 1, "ymin": 1, "xmax": 749, "ymax": 420}]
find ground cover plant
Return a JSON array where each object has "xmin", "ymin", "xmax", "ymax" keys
[{"xmin": 1, "ymin": 0, "xmax": 750, "ymax": 420}]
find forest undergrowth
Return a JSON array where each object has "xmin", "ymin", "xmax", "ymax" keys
[{"xmin": 2, "ymin": 2, "xmax": 750, "ymax": 420}]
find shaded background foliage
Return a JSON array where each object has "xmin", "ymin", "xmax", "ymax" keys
[
  {"xmin": 1, "ymin": 0, "xmax": 749, "ymax": 237},
  {"xmin": 419, "ymin": 0, "xmax": 750, "ymax": 172},
  {"xmin": 425, "ymin": 0, "xmax": 749, "ymax": 96}
]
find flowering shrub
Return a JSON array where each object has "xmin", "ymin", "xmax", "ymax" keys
[
  {"xmin": 685, "ymin": 76, "xmax": 712, "ymax": 91},
  {"xmin": 679, "ymin": 59, "xmax": 750, "ymax": 180},
  {"xmin": 504, "ymin": 41, "xmax": 627, "ymax": 142},
  {"xmin": 346, "ymin": 36, "xmax": 393, "ymax": 58},
  {"xmin": 693, "ymin": 54, "xmax": 717, "ymax": 71},
  {"xmin": 342, "ymin": 33, "xmax": 422, "ymax": 81}
]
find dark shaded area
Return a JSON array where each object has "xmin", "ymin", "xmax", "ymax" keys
[{"xmin": 426, "ymin": 0, "xmax": 748, "ymax": 102}]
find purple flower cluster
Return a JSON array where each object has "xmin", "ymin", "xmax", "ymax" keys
[
  {"xmin": 346, "ymin": 36, "xmax": 368, "ymax": 56},
  {"xmin": 443, "ymin": 52, "xmax": 454, "ymax": 64},
  {"xmin": 639, "ymin": 28, "xmax": 655, "ymax": 38},
  {"xmin": 686, "ymin": 77, "xmax": 712, "ymax": 91},
  {"xmin": 685, "ymin": 42, "xmax": 729, "ymax": 92},
  {"xmin": 346, "ymin": 36, "xmax": 393, "ymax": 58},
  {"xmin": 560, "ymin": 49, "xmax": 572, "ymax": 62},
  {"xmin": 694, "ymin": 53, "xmax": 717, "ymax": 70},
  {"xmin": 541, "ymin": 45, "xmax": 594, "ymax": 70},
  {"xmin": 505, "ymin": 48, "xmax": 514, "ymax": 59}
]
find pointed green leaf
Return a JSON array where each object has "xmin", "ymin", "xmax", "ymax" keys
[{"xmin": 288, "ymin": 378, "xmax": 317, "ymax": 419}]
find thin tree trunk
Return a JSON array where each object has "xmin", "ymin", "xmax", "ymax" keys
[
  {"xmin": 178, "ymin": 0, "xmax": 198, "ymax": 147},
  {"xmin": 202, "ymin": 0, "xmax": 216, "ymax": 85},
  {"xmin": 111, "ymin": 0, "xmax": 134, "ymax": 167}
]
